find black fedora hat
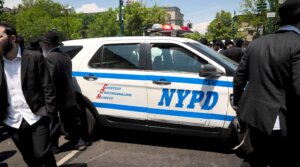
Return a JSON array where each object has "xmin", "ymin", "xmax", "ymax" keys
[
  {"xmin": 40, "ymin": 30, "xmax": 63, "ymax": 45},
  {"xmin": 277, "ymin": 0, "xmax": 300, "ymax": 25},
  {"xmin": 213, "ymin": 40, "xmax": 223, "ymax": 46}
]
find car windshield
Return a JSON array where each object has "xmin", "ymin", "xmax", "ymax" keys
[{"xmin": 185, "ymin": 42, "xmax": 238, "ymax": 71}]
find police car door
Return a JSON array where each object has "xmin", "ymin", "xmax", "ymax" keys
[
  {"xmin": 77, "ymin": 42, "xmax": 148, "ymax": 121},
  {"xmin": 147, "ymin": 42, "xmax": 229, "ymax": 127}
]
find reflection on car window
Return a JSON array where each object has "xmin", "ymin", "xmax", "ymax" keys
[
  {"xmin": 89, "ymin": 44, "xmax": 140, "ymax": 69},
  {"xmin": 151, "ymin": 44, "xmax": 207, "ymax": 73},
  {"xmin": 186, "ymin": 42, "xmax": 238, "ymax": 71}
]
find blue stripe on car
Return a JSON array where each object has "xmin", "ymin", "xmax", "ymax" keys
[
  {"xmin": 93, "ymin": 102, "xmax": 234, "ymax": 121},
  {"xmin": 73, "ymin": 71, "xmax": 233, "ymax": 88}
]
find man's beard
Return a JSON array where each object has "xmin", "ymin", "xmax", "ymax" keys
[{"xmin": 3, "ymin": 38, "xmax": 13, "ymax": 55}]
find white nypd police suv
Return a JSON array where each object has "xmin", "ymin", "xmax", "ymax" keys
[{"xmin": 61, "ymin": 36, "xmax": 242, "ymax": 149}]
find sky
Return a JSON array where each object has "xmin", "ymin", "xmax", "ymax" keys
[{"xmin": 5, "ymin": 0, "xmax": 243, "ymax": 34}]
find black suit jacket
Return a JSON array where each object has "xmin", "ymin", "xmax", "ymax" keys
[
  {"xmin": 0, "ymin": 49, "xmax": 56, "ymax": 121},
  {"xmin": 45, "ymin": 48, "xmax": 76, "ymax": 110},
  {"xmin": 233, "ymin": 30, "xmax": 300, "ymax": 135},
  {"xmin": 220, "ymin": 46, "xmax": 244, "ymax": 63}
]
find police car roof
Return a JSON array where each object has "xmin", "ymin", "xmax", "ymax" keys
[{"xmin": 62, "ymin": 36, "xmax": 196, "ymax": 45}]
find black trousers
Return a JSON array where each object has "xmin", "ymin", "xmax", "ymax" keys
[
  {"xmin": 5, "ymin": 117, "xmax": 57, "ymax": 167},
  {"xmin": 241, "ymin": 126, "xmax": 300, "ymax": 167},
  {"xmin": 51, "ymin": 105, "xmax": 85, "ymax": 147}
]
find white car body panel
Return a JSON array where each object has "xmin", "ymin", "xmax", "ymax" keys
[{"xmin": 63, "ymin": 36, "xmax": 237, "ymax": 138}]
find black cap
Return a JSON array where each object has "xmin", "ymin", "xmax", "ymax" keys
[
  {"xmin": 235, "ymin": 39, "xmax": 244, "ymax": 47},
  {"xmin": 40, "ymin": 30, "xmax": 62, "ymax": 45},
  {"xmin": 277, "ymin": 0, "xmax": 300, "ymax": 25},
  {"xmin": 213, "ymin": 40, "xmax": 223, "ymax": 46},
  {"xmin": 224, "ymin": 39, "xmax": 234, "ymax": 46}
]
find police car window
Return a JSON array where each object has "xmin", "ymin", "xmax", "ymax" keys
[
  {"xmin": 59, "ymin": 45, "xmax": 83, "ymax": 59},
  {"xmin": 151, "ymin": 44, "xmax": 206, "ymax": 73},
  {"xmin": 88, "ymin": 44, "xmax": 140, "ymax": 69}
]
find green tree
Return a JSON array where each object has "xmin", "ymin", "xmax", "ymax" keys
[
  {"xmin": 183, "ymin": 31, "xmax": 203, "ymax": 41},
  {"xmin": 87, "ymin": 9, "xmax": 119, "ymax": 37},
  {"xmin": 16, "ymin": 0, "xmax": 63, "ymax": 40},
  {"xmin": 16, "ymin": 0, "xmax": 83, "ymax": 40},
  {"xmin": 124, "ymin": 2, "xmax": 168, "ymax": 36},
  {"xmin": 124, "ymin": 2, "xmax": 145, "ymax": 36},
  {"xmin": 142, "ymin": 5, "xmax": 168, "ymax": 34},
  {"xmin": 0, "ymin": 11, "xmax": 17, "ymax": 25},
  {"xmin": 86, "ymin": 2, "xmax": 168, "ymax": 37},
  {"xmin": 206, "ymin": 10, "xmax": 233, "ymax": 41},
  {"xmin": 239, "ymin": 0, "xmax": 280, "ymax": 36}
]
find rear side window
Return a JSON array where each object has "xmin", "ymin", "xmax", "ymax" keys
[
  {"xmin": 60, "ymin": 45, "xmax": 83, "ymax": 59},
  {"xmin": 89, "ymin": 44, "xmax": 140, "ymax": 69}
]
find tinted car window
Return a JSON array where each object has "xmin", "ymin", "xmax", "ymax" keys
[
  {"xmin": 89, "ymin": 44, "xmax": 140, "ymax": 69},
  {"xmin": 186, "ymin": 42, "xmax": 237, "ymax": 75},
  {"xmin": 59, "ymin": 45, "xmax": 83, "ymax": 59},
  {"xmin": 151, "ymin": 44, "xmax": 207, "ymax": 73}
]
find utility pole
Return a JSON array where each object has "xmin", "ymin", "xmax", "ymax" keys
[
  {"xmin": 119, "ymin": 0, "xmax": 124, "ymax": 36},
  {"xmin": 62, "ymin": 5, "xmax": 72, "ymax": 39},
  {"xmin": 257, "ymin": 1, "xmax": 267, "ymax": 35},
  {"xmin": 232, "ymin": 11, "xmax": 237, "ymax": 40},
  {"xmin": 267, "ymin": 0, "xmax": 275, "ymax": 33},
  {"xmin": 0, "ymin": 0, "xmax": 4, "ymax": 15}
]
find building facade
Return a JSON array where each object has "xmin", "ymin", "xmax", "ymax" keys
[{"xmin": 162, "ymin": 7, "xmax": 184, "ymax": 26}]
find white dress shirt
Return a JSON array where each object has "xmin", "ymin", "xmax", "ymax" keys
[{"xmin": 3, "ymin": 47, "xmax": 41, "ymax": 129}]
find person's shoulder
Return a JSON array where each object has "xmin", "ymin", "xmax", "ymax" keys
[
  {"xmin": 23, "ymin": 49, "xmax": 42, "ymax": 56},
  {"xmin": 22, "ymin": 49, "xmax": 43, "ymax": 60}
]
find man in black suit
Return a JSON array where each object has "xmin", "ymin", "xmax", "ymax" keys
[
  {"xmin": 0, "ymin": 23, "xmax": 57, "ymax": 167},
  {"xmin": 233, "ymin": 0, "xmax": 300, "ymax": 166},
  {"xmin": 220, "ymin": 39, "xmax": 244, "ymax": 63},
  {"xmin": 40, "ymin": 30, "xmax": 89, "ymax": 153}
]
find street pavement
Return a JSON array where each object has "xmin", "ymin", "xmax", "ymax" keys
[
  {"xmin": 1, "ymin": 126, "xmax": 243, "ymax": 167},
  {"xmin": 0, "ymin": 125, "xmax": 77, "ymax": 167}
]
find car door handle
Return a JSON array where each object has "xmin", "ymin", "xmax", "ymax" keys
[
  {"xmin": 83, "ymin": 75, "xmax": 98, "ymax": 81},
  {"xmin": 152, "ymin": 80, "xmax": 171, "ymax": 85}
]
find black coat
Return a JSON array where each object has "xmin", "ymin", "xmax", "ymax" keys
[
  {"xmin": 0, "ymin": 49, "xmax": 56, "ymax": 121},
  {"xmin": 220, "ymin": 46, "xmax": 244, "ymax": 63},
  {"xmin": 233, "ymin": 30, "xmax": 300, "ymax": 135},
  {"xmin": 45, "ymin": 48, "xmax": 77, "ymax": 110}
]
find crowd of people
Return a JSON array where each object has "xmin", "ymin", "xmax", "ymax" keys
[
  {"xmin": 198, "ymin": 37, "xmax": 247, "ymax": 63},
  {"xmin": 0, "ymin": 23, "xmax": 91, "ymax": 167}
]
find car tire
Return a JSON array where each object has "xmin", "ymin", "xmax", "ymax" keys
[{"xmin": 76, "ymin": 93, "xmax": 99, "ymax": 140}]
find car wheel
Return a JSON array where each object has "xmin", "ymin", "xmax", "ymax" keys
[{"xmin": 76, "ymin": 93, "xmax": 99, "ymax": 140}]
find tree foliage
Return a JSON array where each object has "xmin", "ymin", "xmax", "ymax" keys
[
  {"xmin": 0, "ymin": 12, "xmax": 16, "ymax": 26},
  {"xmin": 183, "ymin": 31, "xmax": 203, "ymax": 41},
  {"xmin": 124, "ymin": 2, "xmax": 168, "ymax": 36},
  {"xmin": 239, "ymin": 0, "xmax": 281, "ymax": 36},
  {"xmin": 87, "ymin": 9, "xmax": 119, "ymax": 37},
  {"xmin": 206, "ymin": 10, "xmax": 233, "ymax": 41},
  {"xmin": 16, "ymin": 0, "xmax": 65, "ymax": 40}
]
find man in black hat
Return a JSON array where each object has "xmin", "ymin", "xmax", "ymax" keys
[
  {"xmin": 212, "ymin": 40, "xmax": 223, "ymax": 52},
  {"xmin": 0, "ymin": 23, "xmax": 57, "ymax": 167},
  {"xmin": 220, "ymin": 39, "xmax": 244, "ymax": 63},
  {"xmin": 40, "ymin": 30, "xmax": 90, "ymax": 153},
  {"xmin": 27, "ymin": 37, "xmax": 42, "ymax": 52},
  {"xmin": 233, "ymin": 0, "xmax": 300, "ymax": 166}
]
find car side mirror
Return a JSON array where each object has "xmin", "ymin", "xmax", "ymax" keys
[{"xmin": 199, "ymin": 64, "xmax": 223, "ymax": 77}]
